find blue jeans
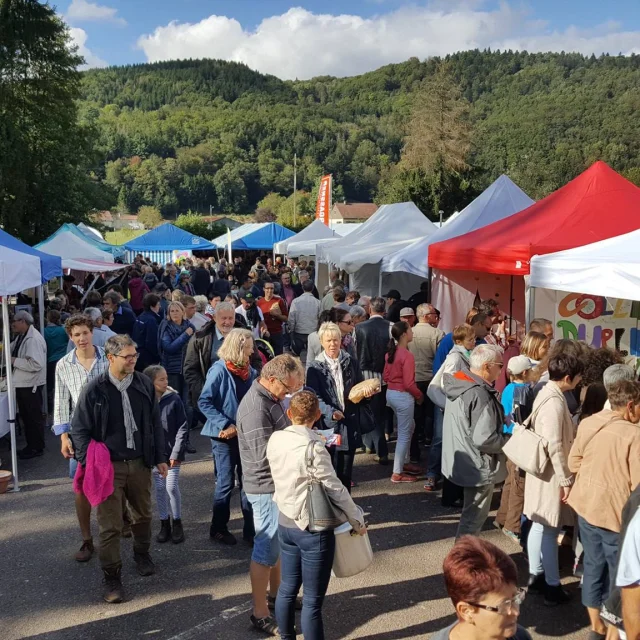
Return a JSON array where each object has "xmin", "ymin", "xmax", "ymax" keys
[
  {"xmin": 246, "ymin": 493, "xmax": 280, "ymax": 567},
  {"xmin": 426, "ymin": 407, "xmax": 444, "ymax": 479},
  {"xmin": 578, "ymin": 515, "xmax": 619, "ymax": 608},
  {"xmin": 528, "ymin": 522, "xmax": 561, "ymax": 586},
  {"xmin": 276, "ymin": 525, "xmax": 336, "ymax": 640},
  {"xmin": 210, "ymin": 438, "xmax": 254, "ymax": 539}
]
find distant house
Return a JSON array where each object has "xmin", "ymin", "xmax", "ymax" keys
[
  {"xmin": 91, "ymin": 211, "xmax": 143, "ymax": 230},
  {"xmin": 329, "ymin": 202, "xmax": 378, "ymax": 224},
  {"xmin": 201, "ymin": 215, "xmax": 243, "ymax": 230}
]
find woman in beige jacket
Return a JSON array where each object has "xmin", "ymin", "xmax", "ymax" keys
[
  {"xmin": 524, "ymin": 352, "xmax": 584, "ymax": 606},
  {"xmin": 568, "ymin": 379, "xmax": 640, "ymax": 638},
  {"xmin": 266, "ymin": 390, "xmax": 366, "ymax": 640}
]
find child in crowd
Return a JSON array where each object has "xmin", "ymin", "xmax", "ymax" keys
[
  {"xmin": 495, "ymin": 355, "xmax": 534, "ymax": 543},
  {"xmin": 143, "ymin": 365, "xmax": 189, "ymax": 544}
]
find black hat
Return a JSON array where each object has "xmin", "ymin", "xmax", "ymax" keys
[
  {"xmin": 240, "ymin": 291, "xmax": 254, "ymax": 301},
  {"xmin": 383, "ymin": 289, "xmax": 401, "ymax": 300},
  {"xmin": 63, "ymin": 275, "xmax": 76, "ymax": 283},
  {"xmin": 153, "ymin": 283, "xmax": 168, "ymax": 293}
]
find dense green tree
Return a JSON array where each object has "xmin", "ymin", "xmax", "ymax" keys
[
  {"xmin": 0, "ymin": 0, "xmax": 103, "ymax": 242},
  {"xmin": 137, "ymin": 205, "xmax": 163, "ymax": 228}
]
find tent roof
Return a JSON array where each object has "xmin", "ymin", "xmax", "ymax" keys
[
  {"xmin": 123, "ymin": 223, "xmax": 216, "ymax": 252},
  {"xmin": 275, "ymin": 219, "xmax": 341, "ymax": 255},
  {"xmin": 35, "ymin": 225, "xmax": 115, "ymax": 263},
  {"xmin": 0, "ymin": 229, "xmax": 62, "ymax": 296},
  {"xmin": 212, "ymin": 223, "xmax": 295, "ymax": 250},
  {"xmin": 428, "ymin": 161, "xmax": 640, "ymax": 275},
  {"xmin": 318, "ymin": 202, "xmax": 437, "ymax": 272},
  {"xmin": 530, "ymin": 227, "xmax": 640, "ymax": 300},
  {"xmin": 382, "ymin": 175, "xmax": 534, "ymax": 278},
  {"xmin": 42, "ymin": 223, "xmax": 124, "ymax": 258}
]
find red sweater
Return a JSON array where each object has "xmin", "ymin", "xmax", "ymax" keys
[{"xmin": 383, "ymin": 347, "xmax": 422, "ymax": 400}]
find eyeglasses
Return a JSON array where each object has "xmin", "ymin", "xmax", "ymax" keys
[
  {"xmin": 114, "ymin": 353, "xmax": 140, "ymax": 363},
  {"xmin": 340, "ymin": 320, "xmax": 353, "ymax": 326},
  {"xmin": 467, "ymin": 588, "xmax": 526, "ymax": 615}
]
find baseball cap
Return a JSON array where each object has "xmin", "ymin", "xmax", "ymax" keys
[
  {"xmin": 507, "ymin": 355, "xmax": 533, "ymax": 376},
  {"xmin": 400, "ymin": 307, "xmax": 415, "ymax": 317},
  {"xmin": 240, "ymin": 291, "xmax": 254, "ymax": 301},
  {"xmin": 383, "ymin": 289, "xmax": 401, "ymax": 300}
]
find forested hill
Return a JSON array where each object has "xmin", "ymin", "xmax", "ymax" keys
[{"xmin": 79, "ymin": 50, "xmax": 640, "ymax": 219}]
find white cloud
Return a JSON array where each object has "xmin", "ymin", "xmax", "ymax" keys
[
  {"xmin": 69, "ymin": 27, "xmax": 108, "ymax": 69},
  {"xmin": 136, "ymin": 3, "xmax": 640, "ymax": 80},
  {"xmin": 67, "ymin": 0, "xmax": 126, "ymax": 26}
]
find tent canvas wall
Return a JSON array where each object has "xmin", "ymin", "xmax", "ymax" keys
[{"xmin": 428, "ymin": 162, "xmax": 640, "ymax": 332}]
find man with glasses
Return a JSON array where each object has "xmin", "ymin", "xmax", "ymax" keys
[
  {"xmin": 236, "ymin": 355, "xmax": 302, "ymax": 635},
  {"xmin": 441, "ymin": 344, "xmax": 507, "ymax": 539},
  {"xmin": 408, "ymin": 304, "xmax": 445, "ymax": 462},
  {"xmin": 72, "ymin": 334, "xmax": 168, "ymax": 604},
  {"xmin": 257, "ymin": 282, "xmax": 288, "ymax": 356}
]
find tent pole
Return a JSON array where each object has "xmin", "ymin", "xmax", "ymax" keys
[
  {"xmin": 525, "ymin": 279, "xmax": 536, "ymax": 330},
  {"xmin": 427, "ymin": 267, "xmax": 433, "ymax": 304},
  {"xmin": 2, "ymin": 297, "xmax": 20, "ymax": 491},
  {"xmin": 509, "ymin": 276, "xmax": 514, "ymax": 338},
  {"xmin": 38, "ymin": 285, "xmax": 47, "ymax": 415},
  {"xmin": 378, "ymin": 268, "xmax": 382, "ymax": 297}
]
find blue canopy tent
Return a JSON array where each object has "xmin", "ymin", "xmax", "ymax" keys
[
  {"xmin": 212, "ymin": 223, "xmax": 295, "ymax": 250},
  {"xmin": 0, "ymin": 229, "xmax": 63, "ymax": 492},
  {"xmin": 123, "ymin": 223, "xmax": 217, "ymax": 263},
  {"xmin": 35, "ymin": 223, "xmax": 125, "ymax": 259}
]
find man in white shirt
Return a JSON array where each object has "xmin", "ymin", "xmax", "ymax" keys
[
  {"xmin": 67, "ymin": 307, "xmax": 115, "ymax": 352},
  {"xmin": 53, "ymin": 314, "xmax": 109, "ymax": 563},
  {"xmin": 236, "ymin": 292, "xmax": 267, "ymax": 339},
  {"xmin": 288, "ymin": 279, "xmax": 321, "ymax": 365}
]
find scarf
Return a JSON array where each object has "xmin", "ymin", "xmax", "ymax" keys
[
  {"xmin": 321, "ymin": 351, "xmax": 345, "ymax": 411},
  {"xmin": 108, "ymin": 372, "xmax": 138, "ymax": 449},
  {"xmin": 226, "ymin": 360, "xmax": 251, "ymax": 381}
]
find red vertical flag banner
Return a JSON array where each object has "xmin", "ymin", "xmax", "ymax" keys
[{"xmin": 315, "ymin": 175, "xmax": 332, "ymax": 226}]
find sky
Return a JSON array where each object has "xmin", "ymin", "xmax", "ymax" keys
[{"xmin": 58, "ymin": 0, "xmax": 640, "ymax": 79}]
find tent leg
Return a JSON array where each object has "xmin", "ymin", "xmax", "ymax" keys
[
  {"xmin": 427, "ymin": 267, "xmax": 433, "ymax": 304},
  {"xmin": 378, "ymin": 268, "xmax": 382, "ymax": 297},
  {"xmin": 509, "ymin": 276, "xmax": 514, "ymax": 338},
  {"xmin": 525, "ymin": 278, "xmax": 536, "ymax": 330},
  {"xmin": 2, "ymin": 297, "xmax": 20, "ymax": 492},
  {"xmin": 38, "ymin": 286, "xmax": 47, "ymax": 416}
]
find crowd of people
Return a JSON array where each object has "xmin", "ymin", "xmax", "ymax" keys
[{"xmin": 5, "ymin": 253, "xmax": 640, "ymax": 640}]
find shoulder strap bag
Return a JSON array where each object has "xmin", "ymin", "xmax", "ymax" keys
[
  {"xmin": 305, "ymin": 440, "xmax": 346, "ymax": 533},
  {"xmin": 502, "ymin": 395, "xmax": 555, "ymax": 479}
]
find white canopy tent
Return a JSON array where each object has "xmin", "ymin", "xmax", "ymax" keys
[
  {"xmin": 35, "ymin": 226, "xmax": 115, "ymax": 264},
  {"xmin": 530, "ymin": 228, "xmax": 640, "ymax": 300},
  {"xmin": 381, "ymin": 175, "xmax": 535, "ymax": 279},
  {"xmin": 274, "ymin": 219, "xmax": 341, "ymax": 255},
  {"xmin": 317, "ymin": 202, "xmax": 438, "ymax": 297}
]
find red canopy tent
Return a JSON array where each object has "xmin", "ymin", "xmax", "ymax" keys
[{"xmin": 428, "ymin": 161, "xmax": 640, "ymax": 275}]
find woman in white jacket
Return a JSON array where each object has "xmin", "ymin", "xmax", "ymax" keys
[
  {"xmin": 267, "ymin": 390, "xmax": 366, "ymax": 640},
  {"xmin": 424, "ymin": 324, "xmax": 475, "ymax": 491}
]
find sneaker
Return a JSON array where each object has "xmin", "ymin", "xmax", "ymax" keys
[
  {"xmin": 527, "ymin": 573, "xmax": 546, "ymax": 594},
  {"xmin": 102, "ymin": 568, "xmax": 124, "ymax": 604},
  {"xmin": 391, "ymin": 473, "xmax": 419, "ymax": 483},
  {"xmin": 210, "ymin": 530, "xmax": 237, "ymax": 546},
  {"xmin": 365, "ymin": 448, "xmax": 374, "ymax": 455},
  {"xmin": 544, "ymin": 584, "xmax": 571, "ymax": 606},
  {"xmin": 374, "ymin": 455, "xmax": 390, "ymax": 465},
  {"xmin": 75, "ymin": 539, "xmax": 95, "ymax": 562},
  {"xmin": 423, "ymin": 477, "xmax": 437, "ymax": 492},
  {"xmin": 502, "ymin": 529, "xmax": 520, "ymax": 544},
  {"xmin": 156, "ymin": 519, "xmax": 171, "ymax": 543},
  {"xmin": 17, "ymin": 447, "xmax": 44, "ymax": 460},
  {"xmin": 134, "ymin": 552, "xmax": 156, "ymax": 577},
  {"xmin": 171, "ymin": 519, "xmax": 185, "ymax": 544},
  {"xmin": 403, "ymin": 463, "xmax": 422, "ymax": 476}
]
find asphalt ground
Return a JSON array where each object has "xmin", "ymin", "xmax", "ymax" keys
[{"xmin": 0, "ymin": 428, "xmax": 589, "ymax": 640}]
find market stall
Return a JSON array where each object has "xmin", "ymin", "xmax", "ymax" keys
[
  {"xmin": 317, "ymin": 202, "xmax": 438, "ymax": 297},
  {"xmin": 36, "ymin": 223, "xmax": 124, "ymax": 260},
  {"xmin": 211, "ymin": 222, "xmax": 295, "ymax": 251},
  {"xmin": 274, "ymin": 219, "xmax": 341, "ymax": 256},
  {"xmin": 123, "ymin": 223, "xmax": 217, "ymax": 263},
  {"xmin": 428, "ymin": 161, "xmax": 640, "ymax": 332},
  {"xmin": 0, "ymin": 229, "xmax": 62, "ymax": 491}
]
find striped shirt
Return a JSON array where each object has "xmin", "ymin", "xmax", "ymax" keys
[{"xmin": 52, "ymin": 346, "xmax": 109, "ymax": 435}]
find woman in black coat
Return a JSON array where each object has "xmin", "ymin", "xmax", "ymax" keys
[{"xmin": 306, "ymin": 321, "xmax": 365, "ymax": 491}]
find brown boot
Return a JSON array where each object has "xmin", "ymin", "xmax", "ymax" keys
[
  {"xmin": 75, "ymin": 539, "xmax": 95, "ymax": 562},
  {"xmin": 102, "ymin": 568, "xmax": 124, "ymax": 604}
]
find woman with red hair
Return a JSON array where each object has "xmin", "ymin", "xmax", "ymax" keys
[{"xmin": 433, "ymin": 537, "xmax": 531, "ymax": 640}]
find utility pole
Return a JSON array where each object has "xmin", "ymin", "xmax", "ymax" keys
[
  {"xmin": 439, "ymin": 209, "xmax": 444, "ymax": 227},
  {"xmin": 293, "ymin": 153, "xmax": 297, "ymax": 227},
  {"xmin": 209, "ymin": 204, "xmax": 213, "ymax": 216}
]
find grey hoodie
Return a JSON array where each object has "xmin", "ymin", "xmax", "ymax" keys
[{"xmin": 441, "ymin": 369, "xmax": 507, "ymax": 487}]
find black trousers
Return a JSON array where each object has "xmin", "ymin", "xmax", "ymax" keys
[
  {"xmin": 16, "ymin": 386, "xmax": 45, "ymax": 451},
  {"xmin": 331, "ymin": 449, "xmax": 355, "ymax": 493}
]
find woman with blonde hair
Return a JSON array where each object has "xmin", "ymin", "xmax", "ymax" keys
[
  {"xmin": 520, "ymin": 331, "xmax": 550, "ymax": 383},
  {"xmin": 199, "ymin": 328, "xmax": 258, "ymax": 545}
]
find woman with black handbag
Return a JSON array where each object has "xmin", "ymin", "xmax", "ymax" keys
[
  {"xmin": 306, "ymin": 321, "xmax": 363, "ymax": 491},
  {"xmin": 267, "ymin": 391, "xmax": 366, "ymax": 640}
]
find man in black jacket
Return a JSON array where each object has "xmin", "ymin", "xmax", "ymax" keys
[
  {"xmin": 355, "ymin": 296, "xmax": 390, "ymax": 463},
  {"xmin": 384, "ymin": 289, "xmax": 408, "ymax": 323},
  {"xmin": 72, "ymin": 334, "xmax": 167, "ymax": 604},
  {"xmin": 190, "ymin": 260, "xmax": 211, "ymax": 296},
  {"xmin": 102, "ymin": 291, "xmax": 136, "ymax": 336}
]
